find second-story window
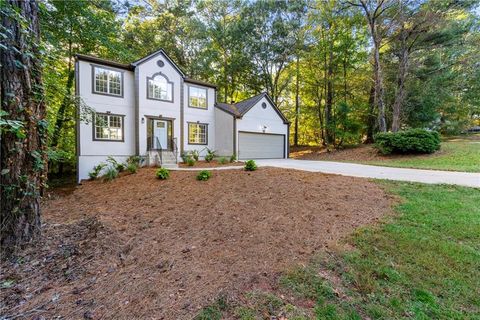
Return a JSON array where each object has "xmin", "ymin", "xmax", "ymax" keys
[
  {"xmin": 188, "ymin": 86, "xmax": 207, "ymax": 109},
  {"xmin": 93, "ymin": 66, "xmax": 122, "ymax": 96},
  {"xmin": 148, "ymin": 74, "xmax": 173, "ymax": 101}
]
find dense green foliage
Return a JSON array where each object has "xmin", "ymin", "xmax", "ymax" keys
[
  {"xmin": 205, "ymin": 148, "xmax": 216, "ymax": 162},
  {"xmin": 155, "ymin": 167, "xmax": 170, "ymax": 180},
  {"xmin": 196, "ymin": 170, "xmax": 212, "ymax": 181},
  {"xmin": 37, "ymin": 0, "xmax": 479, "ymax": 174},
  {"xmin": 374, "ymin": 129, "xmax": 441, "ymax": 155},
  {"xmin": 244, "ymin": 160, "xmax": 257, "ymax": 171},
  {"xmin": 102, "ymin": 166, "xmax": 119, "ymax": 182},
  {"xmin": 88, "ymin": 163, "xmax": 106, "ymax": 180}
]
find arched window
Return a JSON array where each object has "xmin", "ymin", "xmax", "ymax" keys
[{"xmin": 147, "ymin": 73, "xmax": 173, "ymax": 101}]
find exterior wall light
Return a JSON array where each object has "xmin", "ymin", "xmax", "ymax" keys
[
  {"xmin": 262, "ymin": 125, "xmax": 268, "ymax": 133},
  {"xmin": 141, "ymin": 117, "xmax": 145, "ymax": 124}
]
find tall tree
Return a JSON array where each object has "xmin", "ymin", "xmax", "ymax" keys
[
  {"xmin": 348, "ymin": 0, "xmax": 394, "ymax": 132},
  {"xmin": 243, "ymin": 0, "xmax": 306, "ymax": 105},
  {"xmin": 1, "ymin": 0, "xmax": 47, "ymax": 254}
]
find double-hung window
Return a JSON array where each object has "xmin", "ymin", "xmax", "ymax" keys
[
  {"xmin": 93, "ymin": 66, "xmax": 122, "ymax": 96},
  {"xmin": 148, "ymin": 74, "xmax": 173, "ymax": 101},
  {"xmin": 188, "ymin": 86, "xmax": 207, "ymax": 109},
  {"xmin": 94, "ymin": 113, "xmax": 123, "ymax": 141},
  {"xmin": 188, "ymin": 123, "xmax": 207, "ymax": 145}
]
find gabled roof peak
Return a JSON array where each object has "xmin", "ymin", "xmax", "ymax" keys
[
  {"xmin": 131, "ymin": 48, "xmax": 185, "ymax": 77},
  {"xmin": 215, "ymin": 92, "xmax": 289, "ymax": 124}
]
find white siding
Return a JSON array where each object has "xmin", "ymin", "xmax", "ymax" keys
[
  {"xmin": 182, "ymin": 83, "xmax": 216, "ymax": 158},
  {"xmin": 137, "ymin": 52, "xmax": 182, "ymax": 157},
  {"xmin": 77, "ymin": 60, "xmax": 135, "ymax": 181},
  {"xmin": 214, "ymin": 108, "xmax": 234, "ymax": 156},
  {"xmin": 235, "ymin": 96, "xmax": 288, "ymax": 158}
]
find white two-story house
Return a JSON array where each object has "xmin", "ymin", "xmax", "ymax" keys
[{"xmin": 75, "ymin": 49, "xmax": 290, "ymax": 182}]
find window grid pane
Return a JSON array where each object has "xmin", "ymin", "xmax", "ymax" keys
[
  {"xmin": 94, "ymin": 67, "xmax": 122, "ymax": 96},
  {"xmin": 95, "ymin": 114, "xmax": 122, "ymax": 140},
  {"xmin": 148, "ymin": 75, "xmax": 172, "ymax": 101},
  {"xmin": 189, "ymin": 123, "xmax": 207, "ymax": 144},
  {"xmin": 189, "ymin": 87, "xmax": 207, "ymax": 109}
]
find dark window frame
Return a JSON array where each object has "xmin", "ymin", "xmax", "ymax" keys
[
  {"xmin": 187, "ymin": 84, "xmax": 208, "ymax": 110},
  {"xmin": 187, "ymin": 122, "xmax": 208, "ymax": 145},
  {"xmin": 92, "ymin": 112, "xmax": 125, "ymax": 142},
  {"xmin": 91, "ymin": 64, "xmax": 124, "ymax": 98},
  {"xmin": 146, "ymin": 72, "xmax": 174, "ymax": 103}
]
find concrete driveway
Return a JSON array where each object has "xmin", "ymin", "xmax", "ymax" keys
[{"xmin": 255, "ymin": 159, "xmax": 480, "ymax": 188}]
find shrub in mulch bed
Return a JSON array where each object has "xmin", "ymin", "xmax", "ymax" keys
[
  {"xmin": 196, "ymin": 170, "xmax": 212, "ymax": 181},
  {"xmin": 156, "ymin": 167, "xmax": 170, "ymax": 180},
  {"xmin": 244, "ymin": 160, "xmax": 257, "ymax": 171}
]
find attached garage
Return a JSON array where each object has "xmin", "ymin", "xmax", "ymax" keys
[
  {"xmin": 238, "ymin": 132, "xmax": 285, "ymax": 159},
  {"xmin": 215, "ymin": 92, "xmax": 290, "ymax": 159}
]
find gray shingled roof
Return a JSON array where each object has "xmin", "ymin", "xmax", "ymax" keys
[
  {"xmin": 215, "ymin": 92, "xmax": 289, "ymax": 124},
  {"xmin": 215, "ymin": 93, "xmax": 266, "ymax": 117}
]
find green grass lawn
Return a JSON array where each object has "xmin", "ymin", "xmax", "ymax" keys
[
  {"xmin": 365, "ymin": 139, "xmax": 480, "ymax": 172},
  {"xmin": 196, "ymin": 182, "xmax": 480, "ymax": 319}
]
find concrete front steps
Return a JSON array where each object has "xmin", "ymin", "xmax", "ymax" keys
[{"xmin": 146, "ymin": 150, "xmax": 178, "ymax": 168}]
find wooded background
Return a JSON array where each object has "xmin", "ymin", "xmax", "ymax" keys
[{"xmin": 37, "ymin": 0, "xmax": 480, "ymax": 174}]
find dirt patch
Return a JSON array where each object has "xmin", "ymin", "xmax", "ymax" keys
[
  {"xmin": 178, "ymin": 160, "xmax": 243, "ymax": 168},
  {"xmin": 290, "ymin": 144, "xmax": 445, "ymax": 162},
  {"xmin": 1, "ymin": 168, "xmax": 393, "ymax": 319}
]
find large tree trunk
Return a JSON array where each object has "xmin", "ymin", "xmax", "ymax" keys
[
  {"xmin": 373, "ymin": 36, "xmax": 387, "ymax": 132},
  {"xmin": 1, "ymin": 0, "xmax": 47, "ymax": 255},
  {"xmin": 325, "ymin": 49, "xmax": 334, "ymax": 145},
  {"xmin": 365, "ymin": 84, "xmax": 376, "ymax": 143},
  {"xmin": 294, "ymin": 55, "xmax": 300, "ymax": 146},
  {"xmin": 391, "ymin": 18, "xmax": 409, "ymax": 132}
]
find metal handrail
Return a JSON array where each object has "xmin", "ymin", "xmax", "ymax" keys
[
  {"xmin": 155, "ymin": 137, "xmax": 163, "ymax": 166},
  {"xmin": 172, "ymin": 137, "xmax": 178, "ymax": 164}
]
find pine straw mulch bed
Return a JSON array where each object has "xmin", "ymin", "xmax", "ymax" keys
[
  {"xmin": 1, "ymin": 168, "xmax": 393, "ymax": 319},
  {"xmin": 290, "ymin": 144, "xmax": 447, "ymax": 162}
]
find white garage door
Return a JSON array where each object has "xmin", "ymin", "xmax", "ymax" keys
[{"xmin": 238, "ymin": 132, "xmax": 285, "ymax": 159}]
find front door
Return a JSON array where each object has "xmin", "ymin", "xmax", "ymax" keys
[{"xmin": 153, "ymin": 120, "xmax": 168, "ymax": 149}]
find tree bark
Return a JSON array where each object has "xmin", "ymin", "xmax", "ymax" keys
[
  {"xmin": 1, "ymin": 0, "xmax": 47, "ymax": 255},
  {"xmin": 365, "ymin": 84, "xmax": 376, "ymax": 143},
  {"xmin": 325, "ymin": 49, "xmax": 334, "ymax": 145},
  {"xmin": 294, "ymin": 55, "xmax": 300, "ymax": 146},
  {"xmin": 373, "ymin": 35, "xmax": 387, "ymax": 132},
  {"xmin": 391, "ymin": 10, "xmax": 408, "ymax": 132}
]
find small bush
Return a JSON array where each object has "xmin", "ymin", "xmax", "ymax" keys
[
  {"xmin": 374, "ymin": 129, "xmax": 441, "ymax": 155},
  {"xmin": 181, "ymin": 151, "xmax": 190, "ymax": 163},
  {"xmin": 88, "ymin": 163, "xmax": 106, "ymax": 180},
  {"xmin": 229, "ymin": 154, "xmax": 236, "ymax": 163},
  {"xmin": 103, "ymin": 166, "xmax": 118, "ymax": 182},
  {"xmin": 218, "ymin": 157, "xmax": 228, "ymax": 164},
  {"xmin": 190, "ymin": 150, "xmax": 199, "ymax": 161},
  {"xmin": 126, "ymin": 155, "xmax": 142, "ymax": 167},
  {"xmin": 127, "ymin": 163, "xmax": 138, "ymax": 174},
  {"xmin": 186, "ymin": 157, "xmax": 196, "ymax": 166},
  {"xmin": 205, "ymin": 148, "xmax": 216, "ymax": 162},
  {"xmin": 196, "ymin": 170, "xmax": 211, "ymax": 181},
  {"xmin": 244, "ymin": 160, "xmax": 257, "ymax": 171},
  {"xmin": 107, "ymin": 156, "xmax": 126, "ymax": 172},
  {"xmin": 156, "ymin": 167, "xmax": 170, "ymax": 180}
]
